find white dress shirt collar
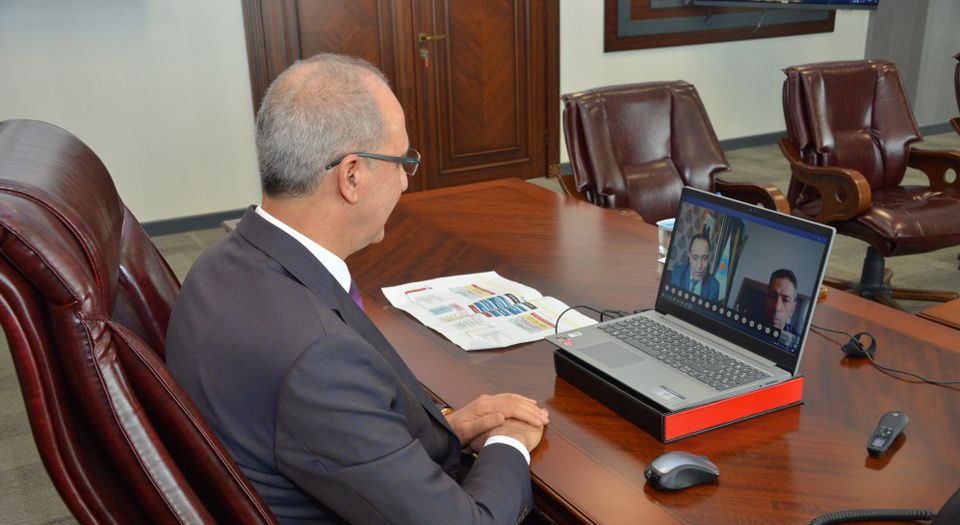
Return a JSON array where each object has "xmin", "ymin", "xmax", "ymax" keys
[{"xmin": 254, "ymin": 205, "xmax": 352, "ymax": 294}]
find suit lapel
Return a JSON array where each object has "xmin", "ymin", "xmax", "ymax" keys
[{"xmin": 235, "ymin": 208, "xmax": 456, "ymax": 437}]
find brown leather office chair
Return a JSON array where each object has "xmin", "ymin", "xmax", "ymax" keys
[
  {"xmin": 952, "ymin": 53, "xmax": 960, "ymax": 135},
  {"xmin": 779, "ymin": 60, "xmax": 960, "ymax": 308},
  {"xmin": 561, "ymin": 81, "xmax": 788, "ymax": 223},
  {"xmin": 0, "ymin": 119, "xmax": 278, "ymax": 524},
  {"xmin": 952, "ymin": 53, "xmax": 960, "ymax": 269}
]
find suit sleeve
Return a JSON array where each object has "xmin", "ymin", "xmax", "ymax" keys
[
  {"xmin": 274, "ymin": 332, "xmax": 532, "ymax": 525},
  {"xmin": 668, "ymin": 264, "xmax": 684, "ymax": 287},
  {"xmin": 706, "ymin": 275, "xmax": 720, "ymax": 301}
]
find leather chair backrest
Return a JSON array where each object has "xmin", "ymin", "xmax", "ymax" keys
[
  {"xmin": 954, "ymin": 53, "xmax": 960, "ymax": 114},
  {"xmin": 0, "ymin": 120, "xmax": 277, "ymax": 524},
  {"xmin": 561, "ymin": 81, "xmax": 729, "ymax": 223},
  {"xmin": 782, "ymin": 60, "xmax": 921, "ymax": 204}
]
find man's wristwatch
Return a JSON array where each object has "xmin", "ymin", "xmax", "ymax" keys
[{"xmin": 440, "ymin": 407, "xmax": 455, "ymax": 417}]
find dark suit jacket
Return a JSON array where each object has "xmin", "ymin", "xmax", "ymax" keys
[
  {"xmin": 668, "ymin": 263, "xmax": 721, "ymax": 301},
  {"xmin": 166, "ymin": 207, "xmax": 532, "ymax": 524}
]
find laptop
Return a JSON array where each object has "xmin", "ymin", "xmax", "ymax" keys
[{"xmin": 547, "ymin": 187, "xmax": 835, "ymax": 411}]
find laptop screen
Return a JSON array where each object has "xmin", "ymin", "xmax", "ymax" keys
[{"xmin": 656, "ymin": 188, "xmax": 834, "ymax": 372}]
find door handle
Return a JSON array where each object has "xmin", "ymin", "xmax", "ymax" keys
[{"xmin": 418, "ymin": 33, "xmax": 446, "ymax": 43}]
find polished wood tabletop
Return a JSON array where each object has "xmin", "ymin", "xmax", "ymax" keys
[
  {"xmin": 919, "ymin": 298, "xmax": 960, "ymax": 331},
  {"xmin": 349, "ymin": 179, "xmax": 960, "ymax": 525}
]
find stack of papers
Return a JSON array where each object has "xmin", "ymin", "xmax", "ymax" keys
[{"xmin": 382, "ymin": 271, "xmax": 596, "ymax": 351}]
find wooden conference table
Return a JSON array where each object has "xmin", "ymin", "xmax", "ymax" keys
[{"xmin": 349, "ymin": 179, "xmax": 960, "ymax": 525}]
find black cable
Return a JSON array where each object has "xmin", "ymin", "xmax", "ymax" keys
[
  {"xmin": 809, "ymin": 507, "xmax": 935, "ymax": 525},
  {"xmin": 555, "ymin": 305, "xmax": 629, "ymax": 334},
  {"xmin": 607, "ymin": 309, "xmax": 635, "ymax": 319},
  {"xmin": 810, "ymin": 324, "xmax": 960, "ymax": 385}
]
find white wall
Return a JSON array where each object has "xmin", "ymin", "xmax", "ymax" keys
[
  {"xmin": 913, "ymin": 0, "xmax": 960, "ymax": 125},
  {"xmin": 864, "ymin": 0, "xmax": 928, "ymax": 105},
  {"xmin": 0, "ymin": 0, "xmax": 261, "ymax": 223},
  {"xmin": 560, "ymin": 3, "xmax": 872, "ymax": 162}
]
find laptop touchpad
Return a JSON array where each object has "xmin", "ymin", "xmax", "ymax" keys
[{"xmin": 582, "ymin": 343, "xmax": 645, "ymax": 368}]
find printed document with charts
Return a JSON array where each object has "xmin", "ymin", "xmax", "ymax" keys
[{"xmin": 382, "ymin": 271, "xmax": 596, "ymax": 351}]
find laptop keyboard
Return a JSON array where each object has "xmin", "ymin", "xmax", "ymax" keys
[{"xmin": 598, "ymin": 316, "xmax": 770, "ymax": 391}]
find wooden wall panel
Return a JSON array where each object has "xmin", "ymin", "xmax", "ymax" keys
[
  {"xmin": 443, "ymin": 1, "xmax": 522, "ymax": 156},
  {"xmin": 424, "ymin": 0, "xmax": 543, "ymax": 187},
  {"xmin": 296, "ymin": 0, "xmax": 398, "ymax": 85}
]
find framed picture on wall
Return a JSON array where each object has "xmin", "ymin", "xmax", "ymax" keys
[{"xmin": 604, "ymin": 0, "xmax": 836, "ymax": 52}]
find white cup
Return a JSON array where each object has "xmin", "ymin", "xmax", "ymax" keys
[{"xmin": 656, "ymin": 218, "xmax": 675, "ymax": 257}]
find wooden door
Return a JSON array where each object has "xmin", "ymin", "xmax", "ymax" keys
[
  {"xmin": 412, "ymin": 1, "xmax": 552, "ymax": 188},
  {"xmin": 241, "ymin": 0, "xmax": 559, "ymax": 191}
]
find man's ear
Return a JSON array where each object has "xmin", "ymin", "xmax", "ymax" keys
[{"xmin": 335, "ymin": 155, "xmax": 362, "ymax": 204}]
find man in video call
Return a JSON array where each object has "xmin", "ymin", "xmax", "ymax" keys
[
  {"xmin": 669, "ymin": 233, "xmax": 720, "ymax": 301},
  {"xmin": 766, "ymin": 268, "xmax": 800, "ymax": 347},
  {"xmin": 166, "ymin": 53, "xmax": 547, "ymax": 524}
]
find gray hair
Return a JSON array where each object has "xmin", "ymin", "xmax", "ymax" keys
[{"xmin": 256, "ymin": 53, "xmax": 389, "ymax": 197}]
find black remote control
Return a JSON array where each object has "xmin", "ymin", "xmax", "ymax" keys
[{"xmin": 867, "ymin": 410, "xmax": 908, "ymax": 458}]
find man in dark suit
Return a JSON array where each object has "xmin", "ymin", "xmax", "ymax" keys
[
  {"xmin": 166, "ymin": 53, "xmax": 547, "ymax": 525},
  {"xmin": 765, "ymin": 268, "xmax": 800, "ymax": 348},
  {"xmin": 668, "ymin": 233, "xmax": 720, "ymax": 301}
]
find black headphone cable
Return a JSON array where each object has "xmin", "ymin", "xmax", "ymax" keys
[{"xmin": 810, "ymin": 324, "xmax": 960, "ymax": 386}]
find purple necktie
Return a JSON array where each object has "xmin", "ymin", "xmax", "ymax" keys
[{"xmin": 348, "ymin": 280, "xmax": 364, "ymax": 311}]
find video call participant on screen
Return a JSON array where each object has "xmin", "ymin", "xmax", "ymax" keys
[
  {"xmin": 166, "ymin": 53, "xmax": 547, "ymax": 525},
  {"xmin": 669, "ymin": 233, "xmax": 720, "ymax": 301},
  {"xmin": 766, "ymin": 268, "xmax": 800, "ymax": 347}
]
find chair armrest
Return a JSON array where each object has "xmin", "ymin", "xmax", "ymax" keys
[
  {"xmin": 714, "ymin": 177, "xmax": 790, "ymax": 214},
  {"xmin": 558, "ymin": 173, "xmax": 591, "ymax": 203},
  {"xmin": 558, "ymin": 173, "xmax": 643, "ymax": 220},
  {"xmin": 778, "ymin": 138, "xmax": 871, "ymax": 223},
  {"xmin": 951, "ymin": 117, "xmax": 960, "ymax": 136},
  {"xmin": 907, "ymin": 148, "xmax": 960, "ymax": 191}
]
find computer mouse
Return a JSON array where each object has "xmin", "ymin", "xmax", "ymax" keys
[{"xmin": 644, "ymin": 451, "xmax": 719, "ymax": 491}]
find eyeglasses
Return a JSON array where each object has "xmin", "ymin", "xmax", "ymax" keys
[{"xmin": 324, "ymin": 147, "xmax": 421, "ymax": 176}]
